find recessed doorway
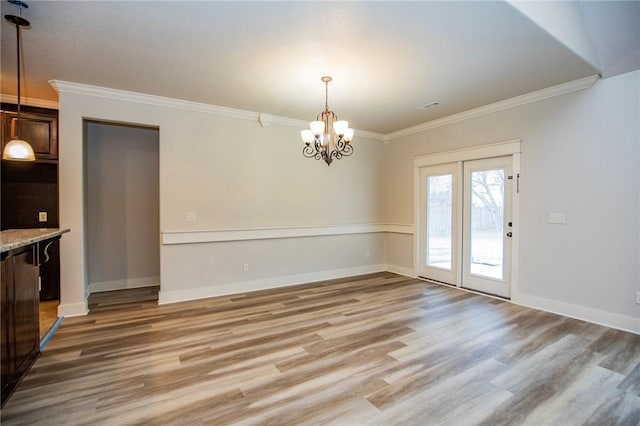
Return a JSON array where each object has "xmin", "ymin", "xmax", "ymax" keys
[{"xmin": 84, "ymin": 120, "xmax": 160, "ymax": 297}]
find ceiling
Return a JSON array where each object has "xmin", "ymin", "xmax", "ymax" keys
[{"xmin": 0, "ymin": 1, "xmax": 637, "ymax": 135}]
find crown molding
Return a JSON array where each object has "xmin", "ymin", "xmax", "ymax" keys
[
  {"xmin": 352, "ymin": 129, "xmax": 386, "ymax": 141},
  {"xmin": 384, "ymin": 74, "xmax": 600, "ymax": 142},
  {"xmin": 47, "ymin": 75, "xmax": 599, "ymax": 143},
  {"xmin": 49, "ymin": 80, "xmax": 258, "ymax": 121},
  {"xmin": 49, "ymin": 80, "xmax": 385, "ymax": 140},
  {"xmin": 253, "ymin": 114, "xmax": 385, "ymax": 140},
  {"xmin": 0, "ymin": 94, "xmax": 59, "ymax": 110}
]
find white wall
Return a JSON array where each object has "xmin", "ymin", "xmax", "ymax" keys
[
  {"xmin": 161, "ymin": 233, "xmax": 385, "ymax": 303},
  {"xmin": 86, "ymin": 122, "xmax": 160, "ymax": 292},
  {"xmin": 384, "ymin": 70, "xmax": 640, "ymax": 332},
  {"xmin": 55, "ymin": 84, "xmax": 386, "ymax": 315}
]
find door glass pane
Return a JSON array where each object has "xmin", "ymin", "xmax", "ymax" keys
[
  {"xmin": 426, "ymin": 174, "xmax": 452, "ymax": 270},
  {"xmin": 470, "ymin": 169, "xmax": 504, "ymax": 279}
]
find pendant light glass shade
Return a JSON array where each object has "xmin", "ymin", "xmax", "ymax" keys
[
  {"xmin": 309, "ymin": 121, "xmax": 324, "ymax": 136},
  {"xmin": 333, "ymin": 120, "xmax": 348, "ymax": 136},
  {"xmin": 3, "ymin": 138, "xmax": 36, "ymax": 161}
]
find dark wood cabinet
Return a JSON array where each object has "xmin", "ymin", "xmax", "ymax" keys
[
  {"xmin": 1, "ymin": 251, "xmax": 14, "ymax": 404},
  {"xmin": 38, "ymin": 240, "xmax": 60, "ymax": 301},
  {"xmin": 1, "ymin": 106, "xmax": 61, "ymax": 302},
  {"xmin": 1, "ymin": 105, "xmax": 58, "ymax": 163},
  {"xmin": 1, "ymin": 244, "xmax": 39, "ymax": 407}
]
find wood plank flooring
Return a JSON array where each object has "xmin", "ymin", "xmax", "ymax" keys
[
  {"xmin": 1, "ymin": 273, "xmax": 639, "ymax": 425},
  {"xmin": 39, "ymin": 300, "xmax": 59, "ymax": 339}
]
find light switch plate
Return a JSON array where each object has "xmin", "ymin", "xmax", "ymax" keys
[
  {"xmin": 548, "ymin": 213, "xmax": 566, "ymax": 224},
  {"xmin": 38, "ymin": 211, "xmax": 48, "ymax": 222},
  {"xmin": 185, "ymin": 211, "xmax": 196, "ymax": 222}
]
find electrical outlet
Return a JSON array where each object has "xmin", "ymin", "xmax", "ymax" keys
[
  {"xmin": 184, "ymin": 211, "xmax": 196, "ymax": 222},
  {"xmin": 548, "ymin": 213, "xmax": 566, "ymax": 224},
  {"xmin": 636, "ymin": 291, "xmax": 640, "ymax": 305},
  {"xmin": 38, "ymin": 211, "xmax": 47, "ymax": 222},
  {"xmin": 242, "ymin": 263, "xmax": 249, "ymax": 273}
]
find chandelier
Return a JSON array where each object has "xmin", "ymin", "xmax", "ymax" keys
[
  {"xmin": 2, "ymin": 0, "xmax": 35, "ymax": 161},
  {"xmin": 301, "ymin": 76, "xmax": 354, "ymax": 166}
]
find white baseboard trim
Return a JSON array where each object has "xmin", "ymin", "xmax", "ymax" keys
[
  {"xmin": 513, "ymin": 292, "xmax": 640, "ymax": 335},
  {"xmin": 159, "ymin": 264, "xmax": 386, "ymax": 305},
  {"xmin": 89, "ymin": 276, "xmax": 160, "ymax": 293},
  {"xmin": 57, "ymin": 301, "xmax": 88, "ymax": 317},
  {"xmin": 385, "ymin": 264, "xmax": 416, "ymax": 278}
]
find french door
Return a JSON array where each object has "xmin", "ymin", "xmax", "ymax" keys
[
  {"xmin": 418, "ymin": 156, "xmax": 513, "ymax": 298},
  {"xmin": 418, "ymin": 163, "xmax": 460, "ymax": 284}
]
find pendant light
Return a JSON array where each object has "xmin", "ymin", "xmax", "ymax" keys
[{"xmin": 2, "ymin": 0, "xmax": 35, "ymax": 161}]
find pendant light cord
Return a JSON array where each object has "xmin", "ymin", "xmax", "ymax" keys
[{"xmin": 16, "ymin": 21, "xmax": 21, "ymax": 137}]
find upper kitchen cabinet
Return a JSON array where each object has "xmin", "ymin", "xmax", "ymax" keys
[{"xmin": 1, "ymin": 104, "xmax": 58, "ymax": 163}]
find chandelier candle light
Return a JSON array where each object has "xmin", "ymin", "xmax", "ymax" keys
[
  {"xmin": 2, "ymin": 0, "xmax": 35, "ymax": 161},
  {"xmin": 301, "ymin": 76, "xmax": 354, "ymax": 166}
]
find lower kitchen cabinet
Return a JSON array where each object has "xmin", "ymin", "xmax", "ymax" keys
[{"xmin": 1, "ymin": 244, "xmax": 39, "ymax": 407}]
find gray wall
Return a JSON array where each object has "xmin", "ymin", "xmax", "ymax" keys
[
  {"xmin": 384, "ymin": 70, "xmax": 640, "ymax": 327},
  {"xmin": 86, "ymin": 121, "xmax": 160, "ymax": 291}
]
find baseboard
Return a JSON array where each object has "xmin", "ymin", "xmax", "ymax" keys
[
  {"xmin": 513, "ymin": 292, "xmax": 640, "ymax": 335},
  {"xmin": 159, "ymin": 264, "xmax": 386, "ymax": 305},
  {"xmin": 89, "ymin": 276, "xmax": 160, "ymax": 293},
  {"xmin": 385, "ymin": 264, "xmax": 415, "ymax": 278},
  {"xmin": 57, "ymin": 301, "xmax": 88, "ymax": 317}
]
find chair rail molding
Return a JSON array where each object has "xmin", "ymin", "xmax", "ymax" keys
[{"xmin": 162, "ymin": 223, "xmax": 415, "ymax": 245}]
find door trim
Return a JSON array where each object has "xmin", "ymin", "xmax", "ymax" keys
[
  {"xmin": 413, "ymin": 140, "xmax": 521, "ymax": 298},
  {"xmin": 414, "ymin": 140, "xmax": 521, "ymax": 167}
]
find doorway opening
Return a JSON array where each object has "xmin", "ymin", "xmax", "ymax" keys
[
  {"xmin": 414, "ymin": 141, "xmax": 521, "ymax": 298},
  {"xmin": 84, "ymin": 120, "xmax": 160, "ymax": 300}
]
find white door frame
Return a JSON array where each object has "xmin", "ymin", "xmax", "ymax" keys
[{"xmin": 413, "ymin": 140, "xmax": 521, "ymax": 298}]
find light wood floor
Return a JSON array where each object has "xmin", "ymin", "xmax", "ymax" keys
[
  {"xmin": 39, "ymin": 300, "xmax": 59, "ymax": 338},
  {"xmin": 2, "ymin": 273, "xmax": 639, "ymax": 425}
]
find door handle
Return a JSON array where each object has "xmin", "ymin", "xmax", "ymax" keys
[{"xmin": 506, "ymin": 232, "xmax": 513, "ymax": 237}]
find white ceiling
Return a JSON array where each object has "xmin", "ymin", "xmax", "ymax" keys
[{"xmin": 0, "ymin": 1, "xmax": 637, "ymax": 134}]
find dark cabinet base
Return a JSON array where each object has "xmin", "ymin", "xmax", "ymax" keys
[{"xmin": 1, "ymin": 245, "xmax": 40, "ymax": 407}]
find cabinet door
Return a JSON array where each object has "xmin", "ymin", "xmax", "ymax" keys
[
  {"xmin": 2, "ymin": 111, "xmax": 58, "ymax": 162},
  {"xmin": 1, "ymin": 252, "xmax": 14, "ymax": 401},
  {"xmin": 11, "ymin": 246, "xmax": 39, "ymax": 375}
]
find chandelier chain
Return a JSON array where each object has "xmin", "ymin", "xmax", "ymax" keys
[{"xmin": 325, "ymin": 79, "xmax": 329, "ymax": 112}]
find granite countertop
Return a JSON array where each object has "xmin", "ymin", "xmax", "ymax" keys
[{"xmin": 0, "ymin": 228, "xmax": 70, "ymax": 253}]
